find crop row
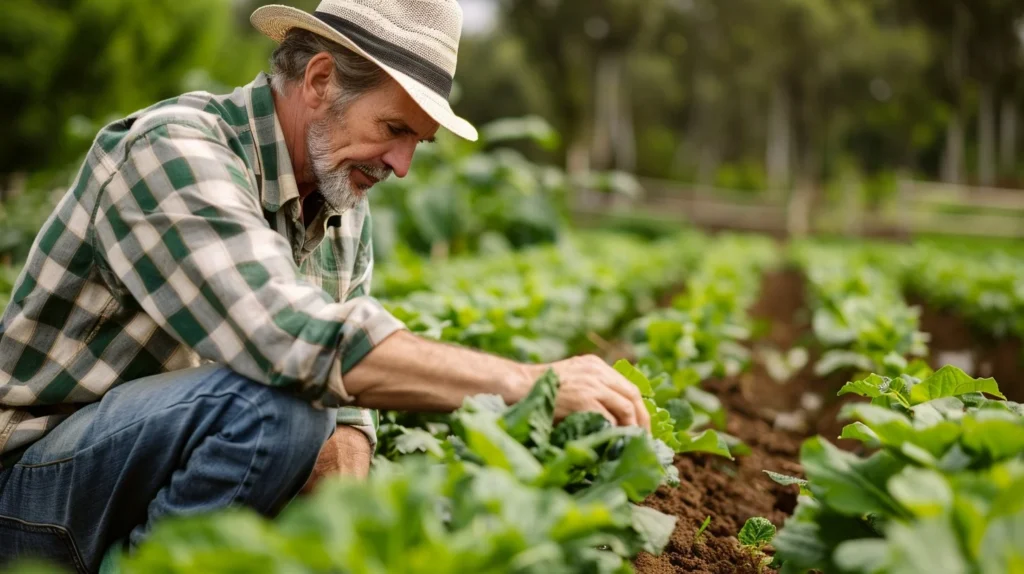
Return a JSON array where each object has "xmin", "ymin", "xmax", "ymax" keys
[
  {"xmin": 770, "ymin": 365, "xmax": 1024, "ymax": 573},
  {"xmin": 789, "ymin": 242, "xmax": 930, "ymax": 378},
  {"xmin": 760, "ymin": 241, "xmax": 1024, "ymax": 573}
]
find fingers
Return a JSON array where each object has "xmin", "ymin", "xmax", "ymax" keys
[
  {"xmin": 580, "ymin": 355, "xmax": 651, "ymax": 431},
  {"xmin": 555, "ymin": 355, "xmax": 656, "ymax": 431},
  {"xmin": 597, "ymin": 384, "xmax": 639, "ymax": 427},
  {"xmin": 604, "ymin": 376, "xmax": 651, "ymax": 431},
  {"xmin": 592, "ymin": 403, "xmax": 618, "ymax": 427}
]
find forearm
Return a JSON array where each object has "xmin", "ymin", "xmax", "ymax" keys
[{"xmin": 344, "ymin": 330, "xmax": 535, "ymax": 412}]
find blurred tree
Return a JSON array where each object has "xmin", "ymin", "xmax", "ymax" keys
[
  {"xmin": 0, "ymin": 0, "xmax": 270, "ymax": 194},
  {"xmin": 901, "ymin": 0, "xmax": 1024, "ymax": 185},
  {"xmin": 497, "ymin": 0, "xmax": 670, "ymax": 174}
]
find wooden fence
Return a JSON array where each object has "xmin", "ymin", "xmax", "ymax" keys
[{"xmin": 572, "ymin": 178, "xmax": 1024, "ymax": 239}]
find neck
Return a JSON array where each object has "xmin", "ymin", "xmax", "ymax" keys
[{"xmin": 272, "ymin": 86, "xmax": 318, "ymax": 200}]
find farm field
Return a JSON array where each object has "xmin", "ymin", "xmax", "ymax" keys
[{"xmin": 3, "ymin": 230, "xmax": 1022, "ymax": 574}]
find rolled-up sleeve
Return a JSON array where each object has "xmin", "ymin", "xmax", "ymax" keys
[
  {"xmin": 92, "ymin": 116, "xmax": 404, "ymax": 408},
  {"xmin": 333, "ymin": 210, "xmax": 387, "ymax": 449}
]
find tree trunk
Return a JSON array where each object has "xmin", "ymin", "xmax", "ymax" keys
[
  {"xmin": 614, "ymin": 59, "xmax": 636, "ymax": 173},
  {"xmin": 942, "ymin": 3, "xmax": 967, "ymax": 184},
  {"xmin": 1000, "ymin": 96, "xmax": 1017, "ymax": 180},
  {"xmin": 978, "ymin": 84, "xmax": 996, "ymax": 186},
  {"xmin": 943, "ymin": 115, "xmax": 965, "ymax": 184},
  {"xmin": 591, "ymin": 52, "xmax": 622, "ymax": 171},
  {"xmin": 566, "ymin": 131, "xmax": 591, "ymax": 176},
  {"xmin": 766, "ymin": 83, "xmax": 792, "ymax": 197}
]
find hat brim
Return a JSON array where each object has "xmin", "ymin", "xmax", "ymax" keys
[{"xmin": 251, "ymin": 4, "xmax": 478, "ymax": 142}]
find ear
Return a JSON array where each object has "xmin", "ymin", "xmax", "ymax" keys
[{"xmin": 300, "ymin": 52, "xmax": 335, "ymax": 112}]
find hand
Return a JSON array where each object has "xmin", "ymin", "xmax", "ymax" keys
[
  {"xmin": 300, "ymin": 425, "xmax": 373, "ymax": 494},
  {"xmin": 529, "ymin": 355, "xmax": 651, "ymax": 430}
]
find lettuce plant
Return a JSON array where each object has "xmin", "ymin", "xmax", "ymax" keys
[{"xmin": 770, "ymin": 366, "xmax": 1024, "ymax": 574}]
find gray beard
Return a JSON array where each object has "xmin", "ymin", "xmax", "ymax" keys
[{"xmin": 305, "ymin": 118, "xmax": 392, "ymax": 213}]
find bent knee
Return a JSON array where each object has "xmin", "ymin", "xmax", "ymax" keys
[{"xmin": 191, "ymin": 366, "xmax": 334, "ymax": 463}]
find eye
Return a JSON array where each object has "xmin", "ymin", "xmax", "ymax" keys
[{"xmin": 386, "ymin": 123, "xmax": 403, "ymax": 137}]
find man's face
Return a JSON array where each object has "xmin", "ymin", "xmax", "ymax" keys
[{"xmin": 305, "ymin": 78, "xmax": 440, "ymax": 212}]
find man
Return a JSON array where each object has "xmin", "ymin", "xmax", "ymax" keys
[{"xmin": 0, "ymin": 1, "xmax": 649, "ymax": 572}]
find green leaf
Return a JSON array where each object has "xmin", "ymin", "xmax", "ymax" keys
[
  {"xmin": 630, "ymin": 504, "xmax": 677, "ymax": 555},
  {"xmin": 684, "ymin": 386, "xmax": 726, "ymax": 428},
  {"xmin": 664, "ymin": 399, "xmax": 695, "ymax": 432},
  {"xmin": 909, "ymin": 365, "xmax": 1006, "ymax": 405},
  {"xmin": 960, "ymin": 415, "xmax": 1024, "ymax": 461},
  {"xmin": 721, "ymin": 433, "xmax": 752, "ymax": 457},
  {"xmin": 614, "ymin": 360, "xmax": 654, "ymax": 397},
  {"xmin": 980, "ymin": 513, "xmax": 1024, "ymax": 574},
  {"xmin": 677, "ymin": 429, "xmax": 733, "ymax": 459},
  {"xmin": 838, "ymin": 373, "xmax": 911, "ymax": 408},
  {"xmin": 551, "ymin": 411, "xmax": 611, "ymax": 448},
  {"xmin": 695, "ymin": 516, "xmax": 712, "ymax": 538},
  {"xmin": 595, "ymin": 435, "xmax": 667, "ymax": 502},
  {"xmin": 457, "ymin": 411, "xmax": 543, "ymax": 482},
  {"xmin": 480, "ymin": 115, "xmax": 561, "ymax": 150},
  {"xmin": 812, "ymin": 309, "xmax": 855, "ymax": 346},
  {"xmin": 763, "ymin": 470, "xmax": 808, "ymax": 489},
  {"xmin": 887, "ymin": 467, "xmax": 952, "ymax": 517},
  {"xmin": 502, "ymin": 368, "xmax": 559, "ymax": 446},
  {"xmin": 839, "ymin": 422, "xmax": 882, "ymax": 447},
  {"xmin": 833, "ymin": 539, "xmax": 890, "ymax": 573},
  {"xmin": 773, "ymin": 496, "xmax": 880, "ymax": 573},
  {"xmin": 839, "ymin": 403, "xmax": 961, "ymax": 458},
  {"xmin": 738, "ymin": 517, "xmax": 776, "ymax": 548},
  {"xmin": 815, "ymin": 350, "xmax": 875, "ymax": 377},
  {"xmin": 461, "ymin": 393, "xmax": 508, "ymax": 414},
  {"xmin": 647, "ymin": 320, "xmax": 683, "ymax": 356},
  {"xmin": 886, "ymin": 518, "xmax": 969, "ymax": 574},
  {"xmin": 651, "ymin": 439, "xmax": 680, "ymax": 487},
  {"xmin": 800, "ymin": 437, "xmax": 910, "ymax": 519},
  {"xmin": 393, "ymin": 429, "xmax": 445, "ymax": 458}
]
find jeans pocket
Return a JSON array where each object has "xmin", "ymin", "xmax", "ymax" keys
[{"xmin": 0, "ymin": 515, "xmax": 88, "ymax": 574}]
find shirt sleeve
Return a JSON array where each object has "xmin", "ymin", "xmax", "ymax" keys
[
  {"xmin": 92, "ymin": 115, "xmax": 404, "ymax": 407},
  {"xmin": 334, "ymin": 211, "xmax": 383, "ymax": 448}
]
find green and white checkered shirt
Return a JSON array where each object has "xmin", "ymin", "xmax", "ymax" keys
[{"xmin": 0, "ymin": 73, "xmax": 405, "ymax": 466}]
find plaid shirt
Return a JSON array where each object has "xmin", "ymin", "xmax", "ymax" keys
[{"xmin": 0, "ymin": 73, "xmax": 405, "ymax": 466}]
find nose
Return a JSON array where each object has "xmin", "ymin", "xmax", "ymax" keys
[{"xmin": 382, "ymin": 140, "xmax": 418, "ymax": 178}]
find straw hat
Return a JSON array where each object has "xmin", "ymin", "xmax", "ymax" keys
[{"xmin": 251, "ymin": 0, "xmax": 478, "ymax": 141}]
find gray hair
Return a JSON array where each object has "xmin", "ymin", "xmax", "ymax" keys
[{"xmin": 269, "ymin": 28, "xmax": 389, "ymax": 111}]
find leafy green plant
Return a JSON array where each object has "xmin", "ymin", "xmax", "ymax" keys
[
  {"xmin": 738, "ymin": 516, "xmax": 777, "ymax": 572},
  {"xmin": 376, "ymin": 231, "xmax": 705, "ymax": 364},
  {"xmin": 770, "ymin": 366, "xmax": 1024, "ymax": 574},
  {"xmin": 380, "ymin": 368, "xmax": 680, "ymax": 501},
  {"xmin": 120, "ymin": 458, "xmax": 663, "ymax": 574},
  {"xmin": 890, "ymin": 243, "xmax": 1024, "ymax": 340},
  {"xmin": 371, "ymin": 115, "xmax": 640, "ymax": 261},
  {"xmin": 609, "ymin": 235, "xmax": 778, "ymax": 458},
  {"xmin": 122, "ymin": 370, "xmax": 680, "ymax": 574},
  {"xmin": 694, "ymin": 515, "xmax": 712, "ymax": 545},
  {"xmin": 613, "ymin": 359, "xmax": 732, "ymax": 458},
  {"xmin": 790, "ymin": 242, "xmax": 929, "ymax": 378}
]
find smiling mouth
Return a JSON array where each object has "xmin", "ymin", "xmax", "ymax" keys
[{"xmin": 353, "ymin": 166, "xmax": 379, "ymax": 190}]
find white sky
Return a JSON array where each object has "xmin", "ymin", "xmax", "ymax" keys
[{"xmin": 459, "ymin": 0, "xmax": 499, "ymax": 35}]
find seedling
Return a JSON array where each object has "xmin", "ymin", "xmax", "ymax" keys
[
  {"xmin": 693, "ymin": 515, "xmax": 712, "ymax": 545},
  {"xmin": 738, "ymin": 516, "xmax": 776, "ymax": 573}
]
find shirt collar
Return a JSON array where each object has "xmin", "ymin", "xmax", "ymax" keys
[{"xmin": 243, "ymin": 72, "xmax": 342, "ymax": 226}]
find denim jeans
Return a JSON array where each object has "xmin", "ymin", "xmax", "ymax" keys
[{"xmin": 0, "ymin": 365, "xmax": 335, "ymax": 573}]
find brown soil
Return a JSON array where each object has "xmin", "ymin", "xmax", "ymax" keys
[
  {"xmin": 634, "ymin": 269, "xmax": 826, "ymax": 573},
  {"xmin": 913, "ymin": 299, "xmax": 1024, "ymax": 402}
]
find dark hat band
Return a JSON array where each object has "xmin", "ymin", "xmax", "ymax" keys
[{"xmin": 313, "ymin": 11, "xmax": 453, "ymax": 99}]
